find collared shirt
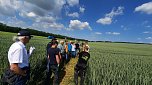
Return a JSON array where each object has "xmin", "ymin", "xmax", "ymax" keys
[
  {"xmin": 8, "ymin": 41, "xmax": 29, "ymax": 68},
  {"xmin": 57, "ymin": 44, "xmax": 64, "ymax": 54},
  {"xmin": 71, "ymin": 44, "xmax": 76, "ymax": 51}
]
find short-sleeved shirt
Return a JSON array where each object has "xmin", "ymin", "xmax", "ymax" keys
[
  {"xmin": 75, "ymin": 43, "xmax": 79, "ymax": 49},
  {"xmin": 77, "ymin": 51, "xmax": 90, "ymax": 65},
  {"xmin": 48, "ymin": 48, "xmax": 59, "ymax": 65},
  {"xmin": 8, "ymin": 41, "xmax": 29, "ymax": 68},
  {"xmin": 68, "ymin": 43, "xmax": 72, "ymax": 51},
  {"xmin": 57, "ymin": 44, "xmax": 64, "ymax": 54}
]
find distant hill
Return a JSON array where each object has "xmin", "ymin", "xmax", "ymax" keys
[{"xmin": 0, "ymin": 22, "xmax": 88, "ymax": 41}]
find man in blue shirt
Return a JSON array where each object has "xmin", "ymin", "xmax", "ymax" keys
[{"xmin": 68, "ymin": 41, "xmax": 72, "ymax": 59}]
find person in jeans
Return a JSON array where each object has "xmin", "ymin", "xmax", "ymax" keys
[
  {"xmin": 71, "ymin": 42, "xmax": 76, "ymax": 58},
  {"xmin": 46, "ymin": 41, "xmax": 60, "ymax": 85},
  {"xmin": 1, "ymin": 30, "xmax": 35, "ymax": 85},
  {"xmin": 74, "ymin": 46, "xmax": 90, "ymax": 85},
  {"xmin": 57, "ymin": 40, "xmax": 65, "ymax": 70}
]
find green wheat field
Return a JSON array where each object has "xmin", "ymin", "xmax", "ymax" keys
[{"xmin": 1, "ymin": 31, "xmax": 152, "ymax": 85}]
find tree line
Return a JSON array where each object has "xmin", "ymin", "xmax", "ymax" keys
[{"xmin": 0, "ymin": 23, "xmax": 88, "ymax": 41}]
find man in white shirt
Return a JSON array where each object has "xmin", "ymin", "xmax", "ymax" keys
[{"xmin": 1, "ymin": 30, "xmax": 35, "ymax": 85}]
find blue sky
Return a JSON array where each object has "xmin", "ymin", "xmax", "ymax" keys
[{"xmin": 0, "ymin": 0, "xmax": 152, "ymax": 43}]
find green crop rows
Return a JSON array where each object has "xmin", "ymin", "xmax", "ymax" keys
[
  {"xmin": 1, "ymin": 32, "xmax": 152, "ymax": 85},
  {"xmin": 85, "ymin": 42, "xmax": 152, "ymax": 85},
  {"xmin": 0, "ymin": 32, "xmax": 50, "ymax": 84}
]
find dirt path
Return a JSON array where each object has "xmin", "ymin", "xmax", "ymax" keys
[{"xmin": 60, "ymin": 58, "xmax": 78, "ymax": 85}]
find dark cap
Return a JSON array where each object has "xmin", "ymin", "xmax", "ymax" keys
[{"xmin": 17, "ymin": 30, "xmax": 33, "ymax": 37}]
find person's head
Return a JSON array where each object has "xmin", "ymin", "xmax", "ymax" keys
[
  {"xmin": 51, "ymin": 40, "xmax": 58, "ymax": 48},
  {"xmin": 51, "ymin": 38, "xmax": 57, "ymax": 42},
  {"xmin": 81, "ymin": 42, "xmax": 84, "ymax": 46},
  {"xmin": 15, "ymin": 30, "xmax": 33, "ymax": 44},
  {"xmin": 84, "ymin": 45, "xmax": 89, "ymax": 52},
  {"xmin": 60, "ymin": 40, "xmax": 64, "ymax": 45},
  {"xmin": 71, "ymin": 41, "xmax": 75, "ymax": 44},
  {"xmin": 85, "ymin": 41, "xmax": 88, "ymax": 44}
]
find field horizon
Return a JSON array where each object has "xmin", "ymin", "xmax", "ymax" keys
[{"xmin": 1, "ymin": 31, "xmax": 152, "ymax": 85}]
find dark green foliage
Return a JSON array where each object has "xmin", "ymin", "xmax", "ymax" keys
[{"xmin": 0, "ymin": 22, "xmax": 87, "ymax": 41}]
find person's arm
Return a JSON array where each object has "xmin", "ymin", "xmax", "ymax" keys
[
  {"xmin": 10, "ymin": 63, "xmax": 26, "ymax": 76},
  {"xmin": 58, "ymin": 52, "xmax": 62, "ymax": 60},
  {"xmin": 56, "ymin": 55, "xmax": 60, "ymax": 64},
  {"xmin": 48, "ymin": 54, "xmax": 50, "ymax": 60},
  {"xmin": 65, "ymin": 45, "xmax": 68, "ymax": 53},
  {"xmin": 87, "ymin": 53, "xmax": 90, "ymax": 61}
]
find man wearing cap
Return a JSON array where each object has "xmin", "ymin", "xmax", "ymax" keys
[{"xmin": 1, "ymin": 30, "xmax": 35, "ymax": 85}]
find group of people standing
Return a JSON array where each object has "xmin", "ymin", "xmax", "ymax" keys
[
  {"xmin": 45, "ymin": 38, "xmax": 90, "ymax": 85},
  {"xmin": 1, "ymin": 30, "xmax": 90, "ymax": 85}
]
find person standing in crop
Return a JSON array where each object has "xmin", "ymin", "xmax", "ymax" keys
[
  {"xmin": 46, "ymin": 40, "xmax": 60, "ymax": 85},
  {"xmin": 74, "ymin": 45, "xmax": 90, "ymax": 85},
  {"xmin": 1, "ymin": 30, "xmax": 35, "ymax": 85}
]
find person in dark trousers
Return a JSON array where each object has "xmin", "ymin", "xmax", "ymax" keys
[
  {"xmin": 45, "ymin": 41, "xmax": 60, "ymax": 85},
  {"xmin": 46, "ymin": 38, "xmax": 57, "ymax": 55},
  {"xmin": 1, "ymin": 30, "xmax": 35, "ymax": 85},
  {"xmin": 74, "ymin": 47, "xmax": 90, "ymax": 85},
  {"xmin": 75, "ymin": 42, "xmax": 80, "ymax": 56}
]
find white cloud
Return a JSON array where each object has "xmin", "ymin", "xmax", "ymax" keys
[
  {"xmin": 121, "ymin": 25, "xmax": 124, "ymax": 28},
  {"xmin": 145, "ymin": 25, "xmax": 151, "ymax": 28},
  {"xmin": 95, "ymin": 32, "xmax": 102, "ymax": 35},
  {"xmin": 25, "ymin": 0, "xmax": 66, "ymax": 16},
  {"xmin": 106, "ymin": 32, "xmax": 120, "ymax": 35},
  {"xmin": 0, "ymin": 0, "xmax": 20, "ymax": 16},
  {"xmin": 67, "ymin": 0, "xmax": 79, "ymax": 7},
  {"xmin": 67, "ymin": 12, "xmax": 79, "ymax": 18},
  {"xmin": 135, "ymin": 2, "xmax": 152, "ymax": 14},
  {"xmin": 1, "ymin": 17, "xmax": 28, "ymax": 28},
  {"xmin": 143, "ymin": 31, "xmax": 149, "ymax": 34},
  {"xmin": 80, "ymin": 7, "xmax": 85, "ymax": 13},
  {"xmin": 32, "ymin": 22, "xmax": 64, "ymax": 31},
  {"xmin": 27, "ymin": 12, "xmax": 37, "ymax": 17},
  {"xmin": 143, "ymin": 31, "xmax": 152, "ymax": 34},
  {"xmin": 97, "ymin": 6, "xmax": 124, "ymax": 25},
  {"xmin": 145, "ymin": 37, "xmax": 152, "ymax": 40},
  {"xmin": 36, "ymin": 16, "xmax": 56, "ymax": 23},
  {"xmin": 68, "ymin": 20, "xmax": 92, "ymax": 30},
  {"xmin": 0, "ymin": 0, "xmax": 68, "ymax": 32},
  {"xmin": 0, "ymin": 0, "xmax": 67, "ymax": 18},
  {"xmin": 106, "ymin": 6, "xmax": 124, "ymax": 17},
  {"xmin": 97, "ymin": 17, "xmax": 112, "ymax": 25}
]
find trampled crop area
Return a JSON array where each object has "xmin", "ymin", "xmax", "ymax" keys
[{"xmin": 1, "ymin": 32, "xmax": 152, "ymax": 85}]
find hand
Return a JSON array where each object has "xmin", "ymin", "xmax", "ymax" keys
[
  {"xmin": 58, "ymin": 64, "xmax": 59, "ymax": 67},
  {"xmin": 29, "ymin": 46, "xmax": 35, "ymax": 56}
]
